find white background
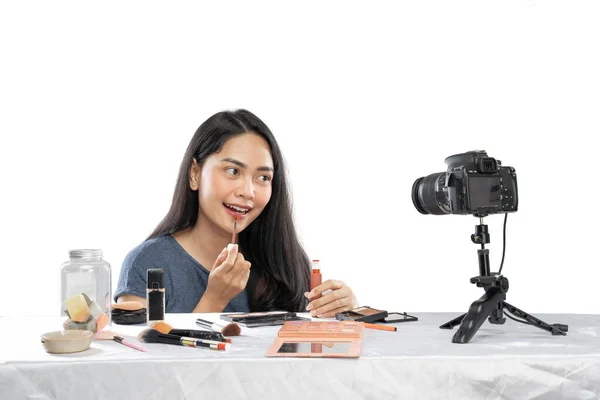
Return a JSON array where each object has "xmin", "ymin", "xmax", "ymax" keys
[{"xmin": 1, "ymin": 1, "xmax": 599, "ymax": 317}]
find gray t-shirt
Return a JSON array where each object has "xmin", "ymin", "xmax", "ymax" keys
[{"xmin": 114, "ymin": 235, "xmax": 250, "ymax": 313}]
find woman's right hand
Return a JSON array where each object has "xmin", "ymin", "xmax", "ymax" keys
[{"xmin": 204, "ymin": 244, "xmax": 251, "ymax": 307}]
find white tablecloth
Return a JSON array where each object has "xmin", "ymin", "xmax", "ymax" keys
[{"xmin": 1, "ymin": 312, "xmax": 599, "ymax": 399}]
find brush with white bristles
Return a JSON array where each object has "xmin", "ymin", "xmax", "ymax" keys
[{"xmin": 195, "ymin": 318, "xmax": 241, "ymax": 336}]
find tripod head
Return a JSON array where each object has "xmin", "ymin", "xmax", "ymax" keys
[
  {"xmin": 467, "ymin": 216, "xmax": 509, "ymax": 296},
  {"xmin": 470, "ymin": 216, "xmax": 495, "ymax": 278},
  {"xmin": 471, "ymin": 216, "xmax": 490, "ymax": 246}
]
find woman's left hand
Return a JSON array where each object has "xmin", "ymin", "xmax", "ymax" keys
[{"xmin": 305, "ymin": 280, "xmax": 358, "ymax": 318}]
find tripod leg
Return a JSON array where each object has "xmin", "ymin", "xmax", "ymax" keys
[
  {"xmin": 440, "ymin": 313, "xmax": 466, "ymax": 330},
  {"xmin": 502, "ymin": 302, "xmax": 568, "ymax": 336},
  {"xmin": 488, "ymin": 302, "xmax": 506, "ymax": 325},
  {"xmin": 452, "ymin": 289, "xmax": 506, "ymax": 344}
]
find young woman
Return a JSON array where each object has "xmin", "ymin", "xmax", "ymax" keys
[{"xmin": 115, "ymin": 109, "xmax": 357, "ymax": 317}]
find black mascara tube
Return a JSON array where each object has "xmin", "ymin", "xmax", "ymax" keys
[{"xmin": 147, "ymin": 269, "xmax": 165, "ymax": 327}]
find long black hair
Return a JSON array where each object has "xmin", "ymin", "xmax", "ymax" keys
[{"xmin": 148, "ymin": 109, "xmax": 311, "ymax": 312}]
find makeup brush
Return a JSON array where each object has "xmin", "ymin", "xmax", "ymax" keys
[
  {"xmin": 93, "ymin": 330, "xmax": 147, "ymax": 352},
  {"xmin": 137, "ymin": 328, "xmax": 229, "ymax": 350},
  {"xmin": 231, "ymin": 215, "xmax": 238, "ymax": 244},
  {"xmin": 153, "ymin": 321, "xmax": 232, "ymax": 343},
  {"xmin": 195, "ymin": 318, "xmax": 241, "ymax": 337}
]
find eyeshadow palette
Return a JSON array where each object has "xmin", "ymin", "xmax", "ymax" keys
[{"xmin": 265, "ymin": 320, "xmax": 364, "ymax": 358}]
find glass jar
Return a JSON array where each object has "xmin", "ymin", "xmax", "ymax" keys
[{"xmin": 60, "ymin": 249, "xmax": 112, "ymax": 333}]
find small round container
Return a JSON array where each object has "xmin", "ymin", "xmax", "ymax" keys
[{"xmin": 40, "ymin": 330, "xmax": 93, "ymax": 354}]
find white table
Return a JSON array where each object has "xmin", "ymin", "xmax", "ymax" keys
[{"xmin": 1, "ymin": 313, "xmax": 599, "ymax": 399}]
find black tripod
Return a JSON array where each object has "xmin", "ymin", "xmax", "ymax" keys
[{"xmin": 440, "ymin": 216, "xmax": 569, "ymax": 344}]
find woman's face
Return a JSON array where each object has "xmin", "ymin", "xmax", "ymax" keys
[{"xmin": 192, "ymin": 133, "xmax": 274, "ymax": 235}]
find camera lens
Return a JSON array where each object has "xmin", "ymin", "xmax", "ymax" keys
[{"xmin": 411, "ymin": 172, "xmax": 451, "ymax": 215}]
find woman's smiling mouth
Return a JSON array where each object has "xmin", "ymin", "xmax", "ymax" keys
[{"xmin": 223, "ymin": 203, "xmax": 252, "ymax": 217}]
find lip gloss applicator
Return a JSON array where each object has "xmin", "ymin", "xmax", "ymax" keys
[{"xmin": 231, "ymin": 215, "xmax": 238, "ymax": 244}]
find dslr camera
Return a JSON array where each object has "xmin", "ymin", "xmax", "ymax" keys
[{"xmin": 412, "ymin": 150, "xmax": 518, "ymax": 216}]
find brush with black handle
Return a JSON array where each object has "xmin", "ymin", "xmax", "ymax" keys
[
  {"xmin": 138, "ymin": 329, "xmax": 229, "ymax": 351},
  {"xmin": 152, "ymin": 321, "xmax": 232, "ymax": 343}
]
